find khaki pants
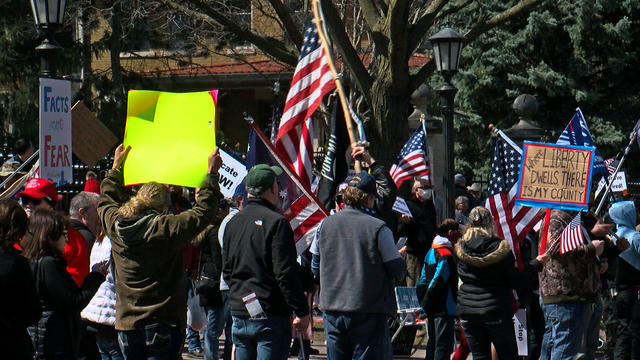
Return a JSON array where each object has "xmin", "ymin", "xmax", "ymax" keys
[{"xmin": 405, "ymin": 252, "xmax": 424, "ymax": 287}]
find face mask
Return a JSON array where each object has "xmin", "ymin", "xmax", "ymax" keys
[{"xmin": 420, "ymin": 189, "xmax": 432, "ymax": 200}]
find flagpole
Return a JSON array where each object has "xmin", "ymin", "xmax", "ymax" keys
[
  {"xmin": 312, "ymin": 0, "xmax": 361, "ymax": 173},
  {"xmin": 594, "ymin": 123, "xmax": 640, "ymax": 215},
  {"xmin": 244, "ymin": 112, "xmax": 330, "ymax": 217}
]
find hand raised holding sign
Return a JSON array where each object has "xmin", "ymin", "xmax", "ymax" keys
[{"xmin": 112, "ymin": 144, "xmax": 131, "ymax": 170}]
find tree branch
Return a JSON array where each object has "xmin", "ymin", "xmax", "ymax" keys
[
  {"xmin": 266, "ymin": 0, "xmax": 303, "ymax": 50},
  {"xmin": 436, "ymin": 0, "xmax": 474, "ymax": 20},
  {"xmin": 320, "ymin": 0, "xmax": 373, "ymax": 105},
  {"xmin": 407, "ymin": 0, "xmax": 450, "ymax": 53},
  {"xmin": 388, "ymin": 1, "xmax": 410, "ymax": 90},
  {"xmin": 358, "ymin": 0, "xmax": 383, "ymax": 29},
  {"xmin": 465, "ymin": 0, "xmax": 547, "ymax": 43},
  {"xmin": 159, "ymin": 0, "xmax": 298, "ymax": 65}
]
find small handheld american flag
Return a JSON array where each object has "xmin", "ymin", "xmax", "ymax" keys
[
  {"xmin": 559, "ymin": 212, "xmax": 590, "ymax": 254},
  {"xmin": 389, "ymin": 126, "xmax": 430, "ymax": 187}
]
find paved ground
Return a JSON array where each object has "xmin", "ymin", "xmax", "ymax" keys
[{"xmin": 181, "ymin": 316, "xmax": 428, "ymax": 359}]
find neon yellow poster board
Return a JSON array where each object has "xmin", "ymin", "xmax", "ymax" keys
[{"xmin": 123, "ymin": 90, "xmax": 217, "ymax": 187}]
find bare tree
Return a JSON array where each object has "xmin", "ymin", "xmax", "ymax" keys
[{"xmin": 95, "ymin": 0, "xmax": 546, "ymax": 159}]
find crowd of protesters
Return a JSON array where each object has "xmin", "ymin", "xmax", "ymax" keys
[{"xmin": 0, "ymin": 135, "xmax": 639, "ymax": 360}]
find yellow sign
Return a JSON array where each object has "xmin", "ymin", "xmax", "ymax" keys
[
  {"xmin": 123, "ymin": 90, "xmax": 217, "ymax": 187},
  {"xmin": 516, "ymin": 141, "xmax": 594, "ymax": 210}
]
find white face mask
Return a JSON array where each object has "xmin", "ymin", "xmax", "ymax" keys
[{"xmin": 420, "ymin": 189, "xmax": 433, "ymax": 200}]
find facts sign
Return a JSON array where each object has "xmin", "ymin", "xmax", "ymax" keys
[
  {"xmin": 39, "ymin": 78, "xmax": 72, "ymax": 185},
  {"xmin": 515, "ymin": 141, "xmax": 594, "ymax": 211}
]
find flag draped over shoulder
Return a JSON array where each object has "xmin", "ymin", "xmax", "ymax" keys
[
  {"xmin": 276, "ymin": 19, "xmax": 336, "ymax": 187},
  {"xmin": 389, "ymin": 126, "xmax": 430, "ymax": 188},
  {"xmin": 486, "ymin": 131, "xmax": 541, "ymax": 268},
  {"xmin": 559, "ymin": 212, "xmax": 590, "ymax": 254},
  {"xmin": 557, "ymin": 108, "xmax": 607, "ymax": 178},
  {"xmin": 248, "ymin": 123, "xmax": 329, "ymax": 256}
]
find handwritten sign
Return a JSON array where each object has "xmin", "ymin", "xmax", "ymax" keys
[
  {"xmin": 611, "ymin": 171, "xmax": 628, "ymax": 192},
  {"xmin": 515, "ymin": 141, "xmax": 594, "ymax": 211},
  {"xmin": 39, "ymin": 78, "xmax": 72, "ymax": 185},
  {"xmin": 218, "ymin": 149, "xmax": 247, "ymax": 197}
]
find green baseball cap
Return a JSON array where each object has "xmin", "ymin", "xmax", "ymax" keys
[{"xmin": 245, "ymin": 164, "xmax": 283, "ymax": 194}]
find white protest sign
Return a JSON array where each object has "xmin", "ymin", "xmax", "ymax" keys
[
  {"xmin": 39, "ymin": 78, "xmax": 72, "ymax": 185},
  {"xmin": 513, "ymin": 308, "xmax": 528, "ymax": 356},
  {"xmin": 218, "ymin": 149, "xmax": 247, "ymax": 197},
  {"xmin": 611, "ymin": 171, "xmax": 627, "ymax": 192},
  {"xmin": 392, "ymin": 197, "xmax": 412, "ymax": 217}
]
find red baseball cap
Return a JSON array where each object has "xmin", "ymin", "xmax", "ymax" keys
[
  {"xmin": 17, "ymin": 178, "xmax": 58, "ymax": 202},
  {"xmin": 84, "ymin": 178, "xmax": 100, "ymax": 194}
]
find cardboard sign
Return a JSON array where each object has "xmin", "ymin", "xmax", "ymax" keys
[
  {"xmin": 71, "ymin": 102, "xmax": 119, "ymax": 167},
  {"xmin": 392, "ymin": 197, "xmax": 412, "ymax": 217},
  {"xmin": 218, "ymin": 149, "xmax": 247, "ymax": 197},
  {"xmin": 123, "ymin": 90, "xmax": 217, "ymax": 188},
  {"xmin": 516, "ymin": 141, "xmax": 594, "ymax": 211},
  {"xmin": 513, "ymin": 308, "xmax": 528, "ymax": 356},
  {"xmin": 39, "ymin": 78, "xmax": 73, "ymax": 185}
]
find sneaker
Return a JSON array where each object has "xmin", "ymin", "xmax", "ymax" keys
[{"xmin": 188, "ymin": 348, "xmax": 204, "ymax": 357}]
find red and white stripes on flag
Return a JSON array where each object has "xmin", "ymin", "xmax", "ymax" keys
[
  {"xmin": 276, "ymin": 20, "xmax": 336, "ymax": 187},
  {"xmin": 389, "ymin": 126, "xmax": 430, "ymax": 187},
  {"xmin": 486, "ymin": 130, "xmax": 542, "ymax": 268},
  {"xmin": 559, "ymin": 212, "xmax": 589, "ymax": 254}
]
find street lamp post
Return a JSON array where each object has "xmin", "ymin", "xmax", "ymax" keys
[
  {"xmin": 429, "ymin": 27, "xmax": 464, "ymax": 219},
  {"xmin": 30, "ymin": 0, "xmax": 67, "ymax": 78}
]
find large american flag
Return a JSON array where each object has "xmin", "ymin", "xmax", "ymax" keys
[
  {"xmin": 276, "ymin": 20, "xmax": 336, "ymax": 187},
  {"xmin": 559, "ymin": 212, "xmax": 589, "ymax": 254},
  {"xmin": 486, "ymin": 131, "xmax": 541, "ymax": 268},
  {"xmin": 389, "ymin": 126, "xmax": 430, "ymax": 187},
  {"xmin": 557, "ymin": 108, "xmax": 607, "ymax": 178},
  {"xmin": 248, "ymin": 122, "xmax": 329, "ymax": 255}
]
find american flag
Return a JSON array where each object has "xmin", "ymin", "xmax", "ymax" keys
[
  {"xmin": 559, "ymin": 212, "xmax": 589, "ymax": 254},
  {"xmin": 557, "ymin": 108, "xmax": 607, "ymax": 178},
  {"xmin": 276, "ymin": 20, "xmax": 336, "ymax": 187},
  {"xmin": 389, "ymin": 126, "xmax": 430, "ymax": 187},
  {"xmin": 604, "ymin": 158, "xmax": 619, "ymax": 177},
  {"xmin": 486, "ymin": 131, "xmax": 541, "ymax": 268},
  {"xmin": 248, "ymin": 122, "xmax": 329, "ymax": 256}
]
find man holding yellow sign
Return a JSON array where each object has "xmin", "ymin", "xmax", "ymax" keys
[{"xmin": 98, "ymin": 144, "xmax": 223, "ymax": 359}]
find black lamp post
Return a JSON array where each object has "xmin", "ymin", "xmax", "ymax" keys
[
  {"xmin": 429, "ymin": 27, "xmax": 464, "ymax": 219},
  {"xmin": 30, "ymin": 0, "xmax": 66, "ymax": 78}
]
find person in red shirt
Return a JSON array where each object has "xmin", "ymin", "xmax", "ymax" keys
[{"xmin": 17, "ymin": 178, "xmax": 90, "ymax": 286}]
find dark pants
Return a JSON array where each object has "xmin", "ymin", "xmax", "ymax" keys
[
  {"xmin": 460, "ymin": 314, "xmax": 517, "ymax": 360},
  {"xmin": 231, "ymin": 316, "xmax": 291, "ymax": 360},
  {"xmin": 615, "ymin": 288, "xmax": 640, "ymax": 359},
  {"xmin": 117, "ymin": 323, "xmax": 185, "ymax": 360},
  {"xmin": 323, "ymin": 311, "xmax": 392, "ymax": 360},
  {"xmin": 425, "ymin": 315, "xmax": 454, "ymax": 360}
]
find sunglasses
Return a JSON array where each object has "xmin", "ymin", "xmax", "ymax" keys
[{"xmin": 21, "ymin": 196, "xmax": 44, "ymax": 206}]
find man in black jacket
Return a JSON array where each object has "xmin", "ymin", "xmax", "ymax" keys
[
  {"xmin": 398, "ymin": 177, "xmax": 437, "ymax": 286},
  {"xmin": 223, "ymin": 164, "xmax": 309, "ymax": 359}
]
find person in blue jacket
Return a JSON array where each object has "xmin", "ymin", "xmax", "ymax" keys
[{"xmin": 417, "ymin": 218, "xmax": 461, "ymax": 360}]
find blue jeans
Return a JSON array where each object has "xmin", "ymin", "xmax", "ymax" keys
[
  {"xmin": 186, "ymin": 282, "xmax": 203, "ymax": 351},
  {"xmin": 117, "ymin": 323, "xmax": 185, "ymax": 360},
  {"xmin": 323, "ymin": 311, "xmax": 392, "ymax": 360},
  {"xmin": 231, "ymin": 316, "xmax": 291, "ymax": 360},
  {"xmin": 540, "ymin": 301, "xmax": 588, "ymax": 360},
  {"xmin": 96, "ymin": 325, "xmax": 124, "ymax": 360},
  {"xmin": 204, "ymin": 291, "xmax": 232, "ymax": 360},
  {"xmin": 460, "ymin": 314, "xmax": 517, "ymax": 360},
  {"xmin": 425, "ymin": 316, "xmax": 454, "ymax": 360}
]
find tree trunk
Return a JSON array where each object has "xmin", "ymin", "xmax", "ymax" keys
[{"xmin": 109, "ymin": 4, "xmax": 125, "ymax": 122}]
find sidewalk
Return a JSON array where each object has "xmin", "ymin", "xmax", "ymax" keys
[{"xmin": 181, "ymin": 316, "xmax": 429, "ymax": 359}]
